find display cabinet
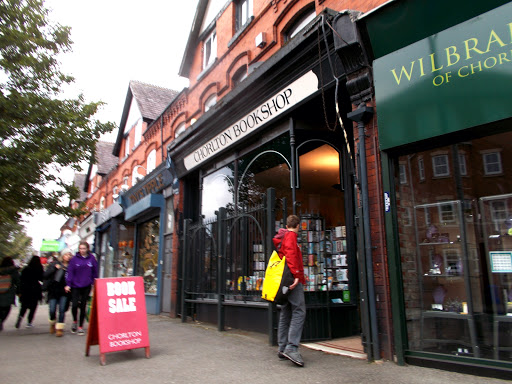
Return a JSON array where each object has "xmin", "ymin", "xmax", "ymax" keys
[
  {"xmin": 414, "ymin": 200, "xmax": 480, "ymax": 357},
  {"xmin": 479, "ymin": 193, "xmax": 512, "ymax": 359}
]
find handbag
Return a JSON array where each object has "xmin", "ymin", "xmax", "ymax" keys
[
  {"xmin": 261, "ymin": 250, "xmax": 294, "ymax": 305},
  {"xmin": 54, "ymin": 268, "xmax": 65, "ymax": 282}
]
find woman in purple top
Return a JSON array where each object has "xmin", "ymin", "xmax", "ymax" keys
[{"xmin": 65, "ymin": 241, "xmax": 97, "ymax": 335}]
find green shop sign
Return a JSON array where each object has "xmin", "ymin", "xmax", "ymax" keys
[{"xmin": 374, "ymin": 2, "xmax": 512, "ymax": 150}]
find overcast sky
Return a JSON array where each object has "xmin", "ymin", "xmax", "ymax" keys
[{"xmin": 23, "ymin": 0, "xmax": 198, "ymax": 251}]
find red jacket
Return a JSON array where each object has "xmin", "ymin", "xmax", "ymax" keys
[{"xmin": 272, "ymin": 228, "xmax": 305, "ymax": 284}]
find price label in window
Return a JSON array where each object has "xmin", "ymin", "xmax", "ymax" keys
[{"xmin": 490, "ymin": 251, "xmax": 512, "ymax": 273}]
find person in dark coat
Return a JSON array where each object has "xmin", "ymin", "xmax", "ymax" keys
[
  {"xmin": 16, "ymin": 255, "xmax": 43, "ymax": 329},
  {"xmin": 44, "ymin": 249, "xmax": 72, "ymax": 336},
  {"xmin": 0, "ymin": 257, "xmax": 20, "ymax": 331}
]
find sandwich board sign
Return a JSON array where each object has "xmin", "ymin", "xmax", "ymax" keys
[{"xmin": 85, "ymin": 276, "xmax": 150, "ymax": 365}]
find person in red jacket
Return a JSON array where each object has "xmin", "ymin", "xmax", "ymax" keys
[{"xmin": 272, "ymin": 214, "xmax": 306, "ymax": 367}]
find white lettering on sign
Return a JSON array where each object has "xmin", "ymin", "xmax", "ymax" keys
[
  {"xmin": 107, "ymin": 281, "xmax": 136, "ymax": 296},
  {"xmin": 183, "ymin": 71, "xmax": 319, "ymax": 171},
  {"xmin": 107, "ymin": 331, "xmax": 143, "ymax": 348},
  {"xmin": 106, "ymin": 281, "xmax": 137, "ymax": 313}
]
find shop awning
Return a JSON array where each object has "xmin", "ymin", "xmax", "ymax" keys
[{"xmin": 40, "ymin": 240, "xmax": 64, "ymax": 252}]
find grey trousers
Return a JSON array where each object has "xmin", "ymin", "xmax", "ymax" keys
[{"xmin": 278, "ymin": 283, "xmax": 306, "ymax": 352}]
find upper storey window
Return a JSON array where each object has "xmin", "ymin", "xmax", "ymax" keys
[
  {"xmin": 175, "ymin": 122, "xmax": 186, "ymax": 139},
  {"xmin": 124, "ymin": 136, "xmax": 130, "ymax": 159},
  {"xmin": 284, "ymin": 7, "xmax": 316, "ymax": 41},
  {"xmin": 235, "ymin": 0, "xmax": 253, "ymax": 31},
  {"xmin": 204, "ymin": 94, "xmax": 217, "ymax": 112},
  {"xmin": 146, "ymin": 149, "xmax": 156, "ymax": 173},
  {"xmin": 232, "ymin": 65, "xmax": 248, "ymax": 87},
  {"xmin": 203, "ymin": 30, "xmax": 217, "ymax": 70}
]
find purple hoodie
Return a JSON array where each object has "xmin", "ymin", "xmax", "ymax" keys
[{"xmin": 66, "ymin": 252, "xmax": 98, "ymax": 288}]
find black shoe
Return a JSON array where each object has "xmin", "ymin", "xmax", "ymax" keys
[
  {"xmin": 15, "ymin": 317, "xmax": 21, "ymax": 329},
  {"xmin": 278, "ymin": 351, "xmax": 287, "ymax": 360},
  {"xmin": 71, "ymin": 322, "xmax": 77, "ymax": 334},
  {"xmin": 283, "ymin": 350, "xmax": 304, "ymax": 367}
]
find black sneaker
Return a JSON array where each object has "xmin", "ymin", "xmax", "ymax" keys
[
  {"xmin": 71, "ymin": 322, "xmax": 77, "ymax": 334},
  {"xmin": 278, "ymin": 351, "xmax": 287, "ymax": 360},
  {"xmin": 283, "ymin": 350, "xmax": 304, "ymax": 367}
]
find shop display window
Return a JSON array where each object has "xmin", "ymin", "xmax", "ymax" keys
[
  {"xmin": 395, "ymin": 130, "xmax": 512, "ymax": 361},
  {"xmin": 117, "ymin": 223, "xmax": 135, "ymax": 277},
  {"xmin": 136, "ymin": 218, "xmax": 160, "ymax": 294}
]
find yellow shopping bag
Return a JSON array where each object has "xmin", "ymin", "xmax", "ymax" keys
[{"xmin": 261, "ymin": 250, "xmax": 294, "ymax": 304}]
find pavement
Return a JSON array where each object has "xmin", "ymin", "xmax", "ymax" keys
[{"xmin": 1, "ymin": 303, "xmax": 510, "ymax": 384}]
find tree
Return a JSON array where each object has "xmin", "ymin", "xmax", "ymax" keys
[
  {"xmin": 0, "ymin": 221, "xmax": 33, "ymax": 261},
  {"xmin": 0, "ymin": 0, "xmax": 115, "ymax": 230}
]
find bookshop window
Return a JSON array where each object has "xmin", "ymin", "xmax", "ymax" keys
[
  {"xmin": 296, "ymin": 142, "xmax": 349, "ymax": 295},
  {"xmin": 296, "ymin": 142, "xmax": 343, "ymax": 228},
  {"xmin": 238, "ymin": 135, "xmax": 291, "ymax": 209},
  {"xmin": 395, "ymin": 129, "xmax": 512, "ymax": 361},
  {"xmin": 201, "ymin": 166, "xmax": 234, "ymax": 220},
  {"xmin": 136, "ymin": 218, "xmax": 159, "ymax": 294}
]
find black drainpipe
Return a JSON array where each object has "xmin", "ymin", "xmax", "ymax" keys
[
  {"xmin": 289, "ymin": 117, "xmax": 297, "ymax": 215},
  {"xmin": 347, "ymin": 104, "xmax": 379, "ymax": 361},
  {"xmin": 160, "ymin": 115, "xmax": 165, "ymax": 162}
]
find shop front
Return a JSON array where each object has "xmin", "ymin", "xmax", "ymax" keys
[
  {"xmin": 94, "ymin": 203, "xmax": 135, "ymax": 279},
  {"xmin": 365, "ymin": 0, "xmax": 512, "ymax": 375},
  {"xmin": 168, "ymin": 11, "xmax": 369, "ymax": 346},
  {"xmin": 120, "ymin": 164, "xmax": 175, "ymax": 314}
]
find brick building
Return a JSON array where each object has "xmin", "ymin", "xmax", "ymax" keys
[{"xmin": 77, "ymin": 0, "xmax": 512, "ymax": 377}]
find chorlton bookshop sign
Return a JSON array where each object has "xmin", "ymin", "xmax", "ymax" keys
[
  {"xmin": 183, "ymin": 70, "xmax": 318, "ymax": 171},
  {"xmin": 86, "ymin": 277, "xmax": 150, "ymax": 365}
]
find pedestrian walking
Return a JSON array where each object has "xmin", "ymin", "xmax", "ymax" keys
[
  {"xmin": 44, "ymin": 249, "xmax": 72, "ymax": 337},
  {"xmin": 0, "ymin": 257, "xmax": 20, "ymax": 331},
  {"xmin": 15, "ymin": 255, "xmax": 43, "ymax": 329},
  {"xmin": 273, "ymin": 214, "xmax": 307, "ymax": 367},
  {"xmin": 65, "ymin": 241, "xmax": 97, "ymax": 336}
]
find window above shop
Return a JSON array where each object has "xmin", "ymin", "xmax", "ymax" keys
[
  {"xmin": 284, "ymin": 6, "xmax": 316, "ymax": 42},
  {"xmin": 124, "ymin": 136, "xmax": 130, "ymax": 159},
  {"xmin": 146, "ymin": 149, "xmax": 156, "ymax": 173},
  {"xmin": 175, "ymin": 122, "xmax": 186, "ymax": 139},
  {"xmin": 235, "ymin": 0, "xmax": 253, "ymax": 32},
  {"xmin": 204, "ymin": 94, "xmax": 217, "ymax": 112},
  {"xmin": 232, "ymin": 65, "xmax": 247, "ymax": 87},
  {"xmin": 203, "ymin": 29, "xmax": 217, "ymax": 70}
]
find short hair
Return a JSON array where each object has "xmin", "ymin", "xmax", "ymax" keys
[{"xmin": 286, "ymin": 215, "xmax": 300, "ymax": 229}]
